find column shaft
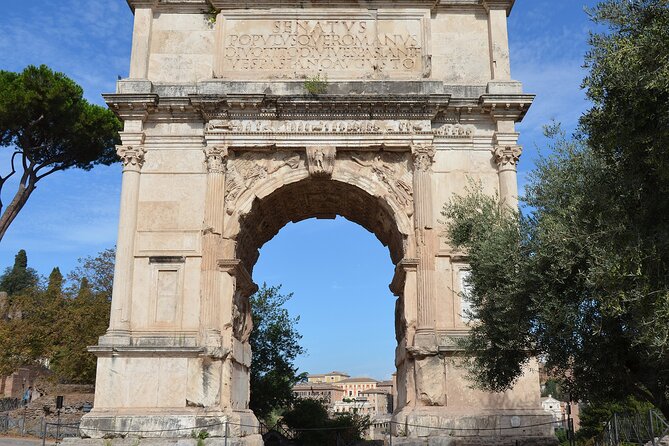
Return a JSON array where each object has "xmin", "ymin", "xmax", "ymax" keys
[
  {"xmin": 201, "ymin": 146, "xmax": 228, "ymax": 335},
  {"xmin": 109, "ymin": 143, "xmax": 145, "ymax": 332},
  {"xmin": 412, "ymin": 145, "xmax": 436, "ymax": 331}
]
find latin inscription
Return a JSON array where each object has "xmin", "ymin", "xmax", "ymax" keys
[{"xmin": 221, "ymin": 19, "xmax": 423, "ymax": 75}]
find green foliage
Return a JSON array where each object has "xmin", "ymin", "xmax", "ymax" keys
[
  {"xmin": 0, "ymin": 65, "xmax": 121, "ymax": 240},
  {"xmin": 249, "ymin": 283, "xmax": 306, "ymax": 421},
  {"xmin": 0, "ymin": 249, "xmax": 39, "ymax": 296},
  {"xmin": 67, "ymin": 248, "xmax": 115, "ymax": 300},
  {"xmin": 576, "ymin": 398, "xmax": 654, "ymax": 444},
  {"xmin": 0, "ymin": 249, "xmax": 111, "ymax": 383},
  {"xmin": 442, "ymin": 0, "xmax": 669, "ymax": 419},
  {"xmin": 191, "ymin": 429, "xmax": 209, "ymax": 445},
  {"xmin": 542, "ymin": 379, "xmax": 567, "ymax": 401},
  {"xmin": 304, "ymin": 74, "xmax": 328, "ymax": 95},
  {"xmin": 282, "ymin": 398, "xmax": 370, "ymax": 446}
]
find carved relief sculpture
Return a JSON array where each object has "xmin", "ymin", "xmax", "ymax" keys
[
  {"xmin": 224, "ymin": 151, "xmax": 302, "ymax": 215},
  {"xmin": 306, "ymin": 146, "xmax": 336, "ymax": 177},
  {"xmin": 348, "ymin": 152, "xmax": 413, "ymax": 216}
]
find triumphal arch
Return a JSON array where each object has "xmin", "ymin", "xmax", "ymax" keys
[{"xmin": 76, "ymin": 0, "xmax": 554, "ymax": 444}]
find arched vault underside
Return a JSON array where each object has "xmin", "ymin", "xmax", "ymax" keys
[{"xmin": 235, "ymin": 178, "xmax": 406, "ymax": 276}]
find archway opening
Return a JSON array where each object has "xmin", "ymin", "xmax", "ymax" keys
[
  {"xmin": 235, "ymin": 178, "xmax": 407, "ymax": 275},
  {"xmin": 233, "ymin": 177, "xmax": 408, "ymax": 419}
]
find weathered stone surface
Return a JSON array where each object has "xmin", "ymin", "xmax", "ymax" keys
[
  {"xmin": 62, "ymin": 436, "xmax": 263, "ymax": 446},
  {"xmin": 84, "ymin": 0, "xmax": 546, "ymax": 444}
]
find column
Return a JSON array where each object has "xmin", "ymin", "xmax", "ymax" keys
[
  {"xmin": 485, "ymin": 2, "xmax": 512, "ymax": 80},
  {"xmin": 109, "ymin": 133, "xmax": 145, "ymax": 334},
  {"xmin": 128, "ymin": 7, "xmax": 153, "ymax": 79},
  {"xmin": 201, "ymin": 146, "xmax": 228, "ymax": 343},
  {"xmin": 411, "ymin": 144, "xmax": 436, "ymax": 332},
  {"xmin": 493, "ymin": 130, "xmax": 522, "ymax": 209}
]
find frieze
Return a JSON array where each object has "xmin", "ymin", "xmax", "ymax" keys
[
  {"xmin": 225, "ymin": 151, "xmax": 303, "ymax": 215},
  {"xmin": 205, "ymin": 119, "xmax": 473, "ymax": 137}
]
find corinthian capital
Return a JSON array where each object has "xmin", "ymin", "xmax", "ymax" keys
[
  {"xmin": 492, "ymin": 145, "xmax": 522, "ymax": 167},
  {"xmin": 411, "ymin": 144, "xmax": 436, "ymax": 172},
  {"xmin": 204, "ymin": 146, "xmax": 229, "ymax": 173},
  {"xmin": 117, "ymin": 145, "xmax": 146, "ymax": 170}
]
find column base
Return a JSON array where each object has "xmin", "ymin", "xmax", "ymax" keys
[
  {"xmin": 75, "ymin": 409, "xmax": 259, "ymax": 440},
  {"xmin": 392, "ymin": 408, "xmax": 558, "ymax": 446}
]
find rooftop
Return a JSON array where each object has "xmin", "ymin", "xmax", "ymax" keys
[{"xmin": 335, "ymin": 377, "xmax": 380, "ymax": 384}]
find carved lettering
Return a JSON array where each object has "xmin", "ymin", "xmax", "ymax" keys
[{"xmin": 221, "ymin": 19, "xmax": 423, "ymax": 76}]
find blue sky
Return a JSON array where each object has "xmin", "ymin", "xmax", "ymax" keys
[{"xmin": 0, "ymin": 0, "xmax": 598, "ymax": 380}]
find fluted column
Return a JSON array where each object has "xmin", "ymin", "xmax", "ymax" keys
[
  {"xmin": 109, "ymin": 135, "xmax": 145, "ymax": 333},
  {"xmin": 411, "ymin": 144, "xmax": 436, "ymax": 332},
  {"xmin": 201, "ymin": 146, "xmax": 228, "ymax": 342},
  {"xmin": 492, "ymin": 144, "xmax": 522, "ymax": 209}
]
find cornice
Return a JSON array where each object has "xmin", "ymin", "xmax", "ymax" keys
[
  {"xmin": 103, "ymin": 93, "xmax": 159, "ymax": 121},
  {"xmin": 190, "ymin": 94, "xmax": 452, "ymax": 121},
  {"xmin": 104, "ymin": 91, "xmax": 534, "ymax": 123},
  {"xmin": 479, "ymin": 93, "xmax": 535, "ymax": 122},
  {"xmin": 125, "ymin": 0, "xmax": 513, "ymax": 14}
]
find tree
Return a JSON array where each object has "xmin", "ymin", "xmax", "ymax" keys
[
  {"xmin": 282, "ymin": 398, "xmax": 370, "ymax": 446},
  {"xmin": 0, "ymin": 249, "xmax": 112, "ymax": 383},
  {"xmin": 51, "ymin": 276, "xmax": 110, "ymax": 384},
  {"xmin": 0, "ymin": 65, "xmax": 121, "ymax": 240},
  {"xmin": 67, "ymin": 247, "xmax": 115, "ymax": 300},
  {"xmin": 0, "ymin": 249, "xmax": 38, "ymax": 296},
  {"xmin": 249, "ymin": 283, "xmax": 306, "ymax": 421},
  {"xmin": 442, "ymin": 0, "xmax": 669, "ymax": 418}
]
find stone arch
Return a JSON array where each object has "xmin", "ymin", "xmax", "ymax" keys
[{"xmin": 223, "ymin": 150, "xmax": 415, "ymax": 277}]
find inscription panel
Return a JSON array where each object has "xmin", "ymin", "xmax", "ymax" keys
[{"xmin": 216, "ymin": 11, "xmax": 429, "ymax": 79}]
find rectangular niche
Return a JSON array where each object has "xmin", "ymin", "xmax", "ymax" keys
[
  {"xmin": 149, "ymin": 257, "xmax": 185, "ymax": 329},
  {"xmin": 457, "ymin": 267, "xmax": 474, "ymax": 325}
]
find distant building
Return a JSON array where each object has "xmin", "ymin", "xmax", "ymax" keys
[
  {"xmin": 293, "ymin": 382, "xmax": 344, "ymax": 407},
  {"xmin": 306, "ymin": 371, "xmax": 350, "ymax": 384},
  {"xmin": 333, "ymin": 377, "xmax": 379, "ymax": 398},
  {"xmin": 541, "ymin": 395, "xmax": 562, "ymax": 422},
  {"xmin": 293, "ymin": 371, "xmax": 395, "ymax": 418}
]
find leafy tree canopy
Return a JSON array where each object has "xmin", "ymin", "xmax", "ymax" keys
[
  {"xmin": 0, "ymin": 249, "xmax": 111, "ymax": 383},
  {"xmin": 0, "ymin": 249, "xmax": 38, "ymax": 296},
  {"xmin": 0, "ymin": 65, "xmax": 121, "ymax": 240},
  {"xmin": 443, "ymin": 0, "xmax": 669, "ymax": 419},
  {"xmin": 249, "ymin": 283, "xmax": 306, "ymax": 421}
]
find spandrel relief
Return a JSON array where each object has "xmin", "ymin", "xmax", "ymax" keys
[
  {"xmin": 225, "ymin": 151, "xmax": 303, "ymax": 215},
  {"xmin": 341, "ymin": 152, "xmax": 413, "ymax": 216}
]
